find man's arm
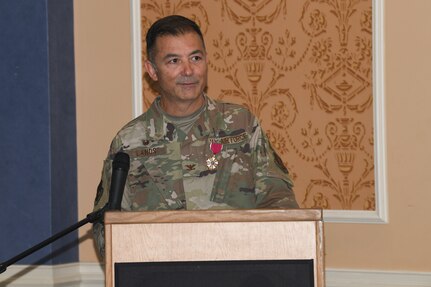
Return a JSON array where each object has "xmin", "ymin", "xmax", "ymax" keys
[
  {"xmin": 91, "ymin": 157, "xmax": 113, "ymax": 259},
  {"xmin": 251, "ymin": 119, "xmax": 299, "ymax": 208}
]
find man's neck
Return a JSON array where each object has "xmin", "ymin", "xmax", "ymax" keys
[{"xmin": 159, "ymin": 94, "xmax": 205, "ymax": 117}]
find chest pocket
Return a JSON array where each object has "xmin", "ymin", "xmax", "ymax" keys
[
  {"xmin": 210, "ymin": 132, "xmax": 257, "ymax": 208},
  {"xmin": 126, "ymin": 143, "xmax": 185, "ymax": 210}
]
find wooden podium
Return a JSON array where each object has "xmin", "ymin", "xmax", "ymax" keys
[{"xmin": 104, "ymin": 209, "xmax": 324, "ymax": 287}]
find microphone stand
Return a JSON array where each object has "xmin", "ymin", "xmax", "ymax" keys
[{"xmin": 0, "ymin": 205, "xmax": 108, "ymax": 274}]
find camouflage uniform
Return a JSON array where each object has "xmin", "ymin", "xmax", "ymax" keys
[{"xmin": 93, "ymin": 95, "xmax": 298, "ymax": 257}]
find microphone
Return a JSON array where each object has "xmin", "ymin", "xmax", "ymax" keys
[{"xmin": 108, "ymin": 152, "xmax": 130, "ymax": 210}]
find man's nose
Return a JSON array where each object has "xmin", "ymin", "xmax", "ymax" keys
[{"xmin": 181, "ymin": 61, "xmax": 193, "ymax": 76}]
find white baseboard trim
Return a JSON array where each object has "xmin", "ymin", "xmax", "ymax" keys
[
  {"xmin": 1, "ymin": 263, "xmax": 430, "ymax": 287},
  {"xmin": 326, "ymin": 268, "xmax": 431, "ymax": 287},
  {"xmin": 0, "ymin": 263, "xmax": 104, "ymax": 287}
]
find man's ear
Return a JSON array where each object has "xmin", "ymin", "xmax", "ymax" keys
[{"xmin": 144, "ymin": 60, "xmax": 158, "ymax": 81}]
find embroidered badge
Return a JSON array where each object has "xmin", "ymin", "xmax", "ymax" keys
[
  {"xmin": 206, "ymin": 142, "xmax": 223, "ymax": 170},
  {"xmin": 209, "ymin": 132, "xmax": 247, "ymax": 145},
  {"xmin": 128, "ymin": 146, "xmax": 167, "ymax": 157}
]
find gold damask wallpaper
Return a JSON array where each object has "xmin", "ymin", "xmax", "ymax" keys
[{"xmin": 139, "ymin": 0, "xmax": 374, "ymax": 211}]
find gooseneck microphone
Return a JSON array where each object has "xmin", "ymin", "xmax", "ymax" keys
[
  {"xmin": 108, "ymin": 151, "xmax": 130, "ymax": 210},
  {"xmin": 0, "ymin": 151, "xmax": 130, "ymax": 274}
]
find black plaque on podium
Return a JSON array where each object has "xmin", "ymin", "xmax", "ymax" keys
[{"xmin": 115, "ymin": 259, "xmax": 314, "ymax": 287}]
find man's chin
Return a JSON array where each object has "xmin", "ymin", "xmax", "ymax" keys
[{"xmin": 177, "ymin": 89, "xmax": 204, "ymax": 100}]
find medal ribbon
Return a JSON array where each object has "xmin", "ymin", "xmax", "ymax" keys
[
  {"xmin": 210, "ymin": 142, "xmax": 223, "ymax": 155},
  {"xmin": 206, "ymin": 142, "xmax": 223, "ymax": 170}
]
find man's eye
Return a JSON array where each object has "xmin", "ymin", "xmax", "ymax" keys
[
  {"xmin": 191, "ymin": 55, "xmax": 202, "ymax": 62},
  {"xmin": 168, "ymin": 58, "xmax": 179, "ymax": 64}
]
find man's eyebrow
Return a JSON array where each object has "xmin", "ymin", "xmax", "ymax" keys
[
  {"xmin": 162, "ymin": 50, "xmax": 205, "ymax": 61},
  {"xmin": 189, "ymin": 49, "xmax": 205, "ymax": 56}
]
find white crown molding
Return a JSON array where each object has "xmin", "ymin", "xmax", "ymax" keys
[
  {"xmin": 129, "ymin": 0, "xmax": 388, "ymax": 224},
  {"xmin": 323, "ymin": 0, "xmax": 387, "ymax": 224},
  {"xmin": 130, "ymin": 0, "xmax": 143, "ymax": 119},
  {"xmin": 371, "ymin": 0, "xmax": 389, "ymax": 224},
  {"xmin": 1, "ymin": 264, "xmax": 430, "ymax": 287}
]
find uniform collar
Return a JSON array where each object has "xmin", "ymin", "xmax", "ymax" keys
[{"xmin": 145, "ymin": 94, "xmax": 225, "ymax": 142}]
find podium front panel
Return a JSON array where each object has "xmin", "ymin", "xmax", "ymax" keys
[{"xmin": 104, "ymin": 209, "xmax": 324, "ymax": 287}]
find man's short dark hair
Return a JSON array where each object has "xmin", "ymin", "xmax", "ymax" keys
[{"xmin": 146, "ymin": 15, "xmax": 205, "ymax": 63}]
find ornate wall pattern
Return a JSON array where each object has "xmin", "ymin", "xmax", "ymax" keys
[{"xmin": 139, "ymin": 0, "xmax": 374, "ymax": 211}]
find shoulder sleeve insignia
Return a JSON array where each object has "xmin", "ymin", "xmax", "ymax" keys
[
  {"xmin": 273, "ymin": 151, "xmax": 289, "ymax": 174},
  {"xmin": 94, "ymin": 180, "xmax": 104, "ymax": 205}
]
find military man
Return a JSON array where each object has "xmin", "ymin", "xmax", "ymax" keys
[{"xmin": 93, "ymin": 15, "xmax": 298, "ymax": 257}]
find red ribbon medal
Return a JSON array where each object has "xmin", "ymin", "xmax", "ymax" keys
[{"xmin": 206, "ymin": 142, "xmax": 223, "ymax": 170}]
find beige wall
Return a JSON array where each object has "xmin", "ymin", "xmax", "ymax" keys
[
  {"xmin": 74, "ymin": 0, "xmax": 431, "ymax": 271},
  {"xmin": 74, "ymin": 0, "xmax": 133, "ymax": 261}
]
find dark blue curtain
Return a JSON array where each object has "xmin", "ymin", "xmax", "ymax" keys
[{"xmin": 0, "ymin": 0, "xmax": 78, "ymax": 265}]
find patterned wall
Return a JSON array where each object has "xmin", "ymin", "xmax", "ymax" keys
[{"xmin": 139, "ymin": 0, "xmax": 374, "ymax": 211}]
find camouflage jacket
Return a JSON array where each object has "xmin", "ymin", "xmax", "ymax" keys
[{"xmin": 92, "ymin": 95, "xmax": 298, "ymax": 257}]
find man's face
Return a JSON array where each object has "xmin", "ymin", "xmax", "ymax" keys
[{"xmin": 145, "ymin": 32, "xmax": 208, "ymax": 116}]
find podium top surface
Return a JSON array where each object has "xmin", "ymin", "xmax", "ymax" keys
[{"xmin": 104, "ymin": 209, "xmax": 322, "ymax": 225}]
